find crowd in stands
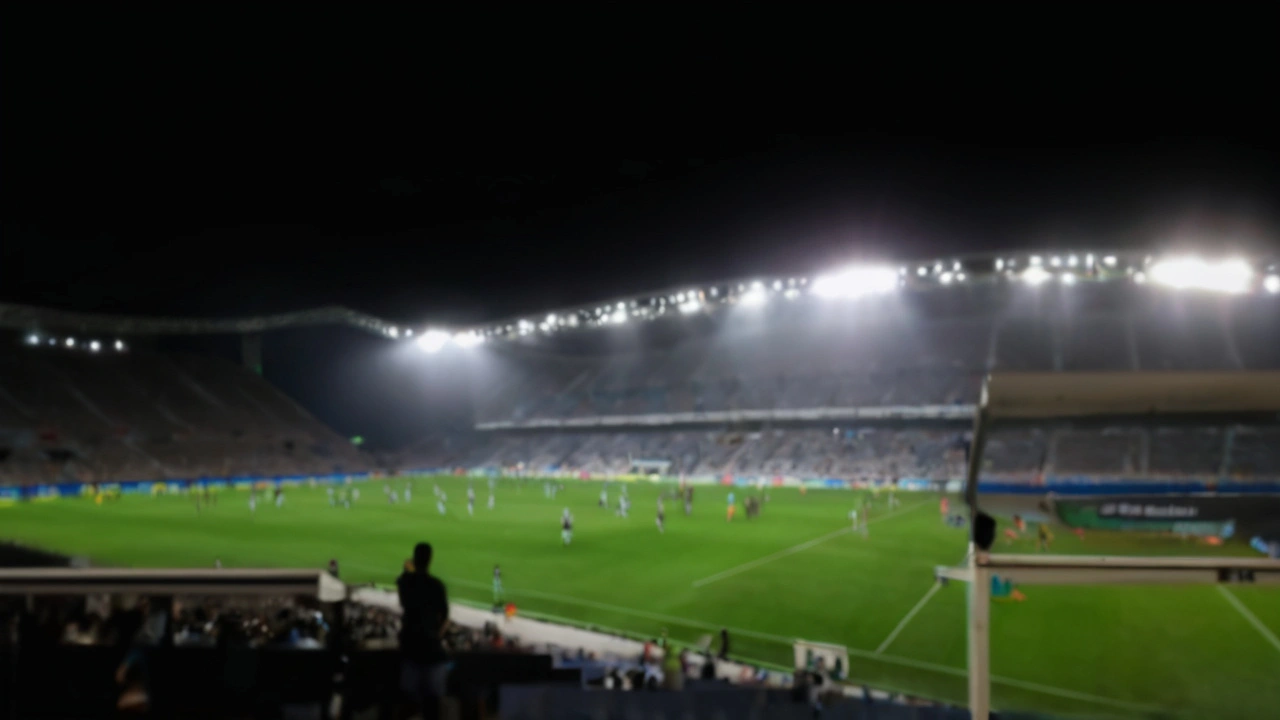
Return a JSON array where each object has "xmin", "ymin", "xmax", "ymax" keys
[
  {"xmin": 471, "ymin": 298, "xmax": 1280, "ymax": 425},
  {"xmin": 0, "ymin": 349, "xmax": 372, "ymax": 486},
  {"xmin": 399, "ymin": 424, "xmax": 1280, "ymax": 482}
]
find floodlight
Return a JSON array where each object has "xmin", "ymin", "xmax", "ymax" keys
[
  {"xmin": 1134, "ymin": 271, "xmax": 1147, "ymax": 284},
  {"xmin": 47, "ymin": 338, "xmax": 56, "ymax": 346},
  {"xmin": 453, "ymin": 331, "xmax": 484, "ymax": 349},
  {"xmin": 1104, "ymin": 255, "xmax": 1117, "ymax": 266},
  {"xmin": 994, "ymin": 259, "xmax": 1004, "ymax": 271},
  {"xmin": 811, "ymin": 266, "xmax": 899, "ymax": 299},
  {"xmin": 66, "ymin": 337, "xmax": 76, "ymax": 348},
  {"xmin": 783, "ymin": 288, "xmax": 800, "ymax": 300},
  {"xmin": 679, "ymin": 298, "xmax": 702, "ymax": 314},
  {"xmin": 956, "ymin": 273, "xmax": 967, "ymax": 282},
  {"xmin": 405, "ymin": 329, "xmax": 414, "ymax": 337},
  {"xmin": 916, "ymin": 267, "xmax": 927, "ymax": 277},
  {"xmin": 1265, "ymin": 275, "xmax": 1280, "ymax": 294},
  {"xmin": 417, "ymin": 329, "xmax": 450, "ymax": 353},
  {"xmin": 773, "ymin": 280, "xmax": 783, "ymax": 291},
  {"xmin": 1061, "ymin": 272, "xmax": 1077, "ymax": 286},
  {"xmin": 89, "ymin": 340, "xmax": 101, "ymax": 352},
  {"xmin": 1149, "ymin": 256, "xmax": 1252, "ymax": 294},
  {"xmin": 709, "ymin": 288, "xmax": 718, "ymax": 297},
  {"xmin": 939, "ymin": 271, "xmax": 955, "ymax": 285},
  {"xmin": 1067, "ymin": 254, "xmax": 1078, "ymax": 267},
  {"xmin": 114, "ymin": 340, "xmax": 126, "ymax": 351},
  {"xmin": 610, "ymin": 310, "xmax": 628, "ymax": 324},
  {"xmin": 1050, "ymin": 256, "xmax": 1062, "ymax": 267},
  {"xmin": 739, "ymin": 287, "xmax": 768, "ymax": 307},
  {"xmin": 388, "ymin": 327, "xmax": 400, "ymax": 338},
  {"xmin": 1085, "ymin": 253, "xmax": 1095, "ymax": 267},
  {"xmin": 1022, "ymin": 266, "xmax": 1051, "ymax": 285},
  {"xmin": 1029, "ymin": 255, "xmax": 1042, "ymax": 266},
  {"xmin": 26, "ymin": 334, "xmax": 39, "ymax": 345}
]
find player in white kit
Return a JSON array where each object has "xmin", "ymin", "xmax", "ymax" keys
[
  {"xmin": 467, "ymin": 485, "xmax": 476, "ymax": 515},
  {"xmin": 561, "ymin": 508, "xmax": 573, "ymax": 545}
]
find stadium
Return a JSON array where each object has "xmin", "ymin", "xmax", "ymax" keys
[{"xmin": 3, "ymin": 250, "xmax": 1280, "ymax": 719}]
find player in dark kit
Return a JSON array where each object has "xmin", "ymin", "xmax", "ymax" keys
[
  {"xmin": 561, "ymin": 509, "xmax": 573, "ymax": 546},
  {"xmin": 656, "ymin": 498, "xmax": 666, "ymax": 534}
]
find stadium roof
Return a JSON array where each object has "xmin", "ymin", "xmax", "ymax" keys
[
  {"xmin": 980, "ymin": 372, "xmax": 1280, "ymax": 421},
  {"xmin": 0, "ymin": 567, "xmax": 347, "ymax": 601},
  {"xmin": 5, "ymin": 250, "xmax": 1278, "ymax": 344}
]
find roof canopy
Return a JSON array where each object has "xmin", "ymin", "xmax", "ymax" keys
[
  {"xmin": 980, "ymin": 372, "xmax": 1280, "ymax": 423},
  {"xmin": 0, "ymin": 568, "xmax": 347, "ymax": 602}
]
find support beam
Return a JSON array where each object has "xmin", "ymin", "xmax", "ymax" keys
[{"xmin": 968, "ymin": 548, "xmax": 991, "ymax": 720}]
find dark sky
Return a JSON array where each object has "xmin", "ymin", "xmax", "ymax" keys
[{"xmin": 3, "ymin": 6, "xmax": 1277, "ymax": 327}]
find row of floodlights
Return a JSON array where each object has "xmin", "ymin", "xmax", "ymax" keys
[
  {"xmin": 395, "ymin": 255, "xmax": 1279, "ymax": 352},
  {"xmin": 25, "ymin": 334, "xmax": 127, "ymax": 353}
]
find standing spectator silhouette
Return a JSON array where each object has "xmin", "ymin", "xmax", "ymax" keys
[{"xmin": 397, "ymin": 542, "xmax": 449, "ymax": 720}]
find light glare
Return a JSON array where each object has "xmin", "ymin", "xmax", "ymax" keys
[
  {"xmin": 1022, "ymin": 266, "xmax": 1051, "ymax": 286},
  {"xmin": 1265, "ymin": 275, "xmax": 1280, "ymax": 294},
  {"xmin": 417, "ymin": 329, "xmax": 450, "ymax": 353},
  {"xmin": 453, "ymin": 331, "xmax": 484, "ymax": 349},
  {"xmin": 811, "ymin": 266, "xmax": 899, "ymax": 299},
  {"xmin": 1148, "ymin": 257, "xmax": 1252, "ymax": 294}
]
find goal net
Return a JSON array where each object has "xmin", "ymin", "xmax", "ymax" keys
[{"xmin": 955, "ymin": 372, "xmax": 1280, "ymax": 719}]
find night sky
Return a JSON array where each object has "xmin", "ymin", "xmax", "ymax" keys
[{"xmin": 2, "ymin": 8, "xmax": 1277, "ymax": 446}]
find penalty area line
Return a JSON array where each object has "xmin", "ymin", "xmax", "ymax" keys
[
  {"xmin": 874, "ymin": 581, "xmax": 941, "ymax": 654},
  {"xmin": 690, "ymin": 499, "xmax": 930, "ymax": 589},
  {"xmin": 1218, "ymin": 585, "xmax": 1280, "ymax": 654}
]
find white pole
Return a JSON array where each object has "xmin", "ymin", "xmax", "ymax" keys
[{"xmin": 968, "ymin": 546, "xmax": 991, "ymax": 720}]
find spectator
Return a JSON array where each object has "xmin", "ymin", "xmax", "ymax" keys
[
  {"xmin": 397, "ymin": 542, "xmax": 449, "ymax": 720},
  {"xmin": 718, "ymin": 627, "xmax": 730, "ymax": 660}
]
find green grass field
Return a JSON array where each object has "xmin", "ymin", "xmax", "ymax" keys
[{"xmin": 3, "ymin": 476, "xmax": 1278, "ymax": 719}]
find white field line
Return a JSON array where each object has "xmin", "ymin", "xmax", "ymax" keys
[
  {"xmin": 690, "ymin": 499, "xmax": 930, "ymax": 588},
  {"xmin": 429, "ymin": 576, "xmax": 1159, "ymax": 713},
  {"xmin": 875, "ymin": 581, "xmax": 941, "ymax": 654},
  {"xmin": 1218, "ymin": 586, "xmax": 1280, "ymax": 654}
]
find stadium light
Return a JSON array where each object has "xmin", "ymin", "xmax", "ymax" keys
[
  {"xmin": 1104, "ymin": 255, "xmax": 1117, "ymax": 266},
  {"xmin": 66, "ymin": 337, "xmax": 76, "ymax": 348},
  {"xmin": 417, "ymin": 329, "xmax": 450, "ymax": 353},
  {"xmin": 388, "ymin": 326, "xmax": 400, "ymax": 338},
  {"xmin": 1264, "ymin": 275, "xmax": 1280, "ymax": 294},
  {"xmin": 114, "ymin": 339, "xmax": 126, "ymax": 352},
  {"xmin": 811, "ymin": 265, "xmax": 899, "ymax": 299},
  {"xmin": 679, "ymin": 298, "xmax": 703, "ymax": 314},
  {"xmin": 1060, "ymin": 272, "xmax": 1077, "ymax": 286},
  {"xmin": 26, "ymin": 333, "xmax": 39, "ymax": 345},
  {"xmin": 1022, "ymin": 266, "xmax": 1051, "ymax": 286},
  {"xmin": 916, "ymin": 267, "xmax": 927, "ymax": 277},
  {"xmin": 994, "ymin": 259, "xmax": 1004, "ymax": 271},
  {"xmin": 939, "ymin": 271, "xmax": 955, "ymax": 285},
  {"xmin": 453, "ymin": 331, "xmax": 484, "ymax": 349},
  {"xmin": 610, "ymin": 309, "xmax": 628, "ymax": 324},
  {"xmin": 1149, "ymin": 256, "xmax": 1253, "ymax": 294},
  {"xmin": 1067, "ymin": 255, "xmax": 1079, "ymax": 268},
  {"xmin": 783, "ymin": 288, "xmax": 800, "ymax": 300},
  {"xmin": 89, "ymin": 340, "xmax": 101, "ymax": 352},
  {"xmin": 1050, "ymin": 256, "xmax": 1062, "ymax": 267},
  {"xmin": 405, "ymin": 329, "xmax": 414, "ymax": 337},
  {"xmin": 739, "ymin": 285, "xmax": 768, "ymax": 307}
]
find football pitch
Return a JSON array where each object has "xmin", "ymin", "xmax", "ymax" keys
[{"xmin": 4, "ymin": 476, "xmax": 1279, "ymax": 719}]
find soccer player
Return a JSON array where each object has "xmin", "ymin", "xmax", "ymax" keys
[
  {"xmin": 327, "ymin": 486, "xmax": 336, "ymax": 507},
  {"xmin": 437, "ymin": 492, "xmax": 447, "ymax": 516},
  {"xmin": 939, "ymin": 497, "xmax": 949, "ymax": 523},
  {"xmin": 1037, "ymin": 523, "xmax": 1053, "ymax": 552},
  {"xmin": 404, "ymin": 484, "xmax": 412, "ymax": 503},
  {"xmin": 274, "ymin": 487, "xmax": 285, "ymax": 508},
  {"xmin": 488, "ymin": 490, "xmax": 495, "ymax": 510},
  {"xmin": 215, "ymin": 557, "xmax": 222, "ymax": 569},
  {"xmin": 492, "ymin": 564, "xmax": 503, "ymax": 604},
  {"xmin": 389, "ymin": 489, "xmax": 399, "ymax": 504},
  {"xmin": 850, "ymin": 507, "xmax": 859, "ymax": 531},
  {"xmin": 248, "ymin": 492, "xmax": 257, "ymax": 514},
  {"xmin": 618, "ymin": 494, "xmax": 630, "ymax": 518},
  {"xmin": 656, "ymin": 497, "xmax": 665, "ymax": 534},
  {"xmin": 684, "ymin": 486, "xmax": 692, "ymax": 516},
  {"xmin": 561, "ymin": 509, "xmax": 573, "ymax": 546},
  {"xmin": 599, "ymin": 487, "xmax": 608, "ymax": 508},
  {"xmin": 352, "ymin": 487, "xmax": 360, "ymax": 503},
  {"xmin": 726, "ymin": 492, "xmax": 736, "ymax": 522}
]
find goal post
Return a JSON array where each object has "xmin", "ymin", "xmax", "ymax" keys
[{"xmin": 959, "ymin": 371, "xmax": 1280, "ymax": 720}]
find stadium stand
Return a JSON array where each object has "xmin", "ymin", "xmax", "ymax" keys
[{"xmin": 0, "ymin": 347, "xmax": 371, "ymax": 486}]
